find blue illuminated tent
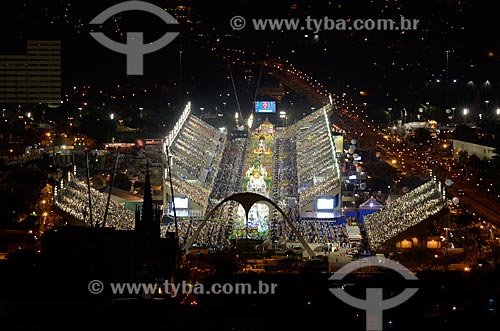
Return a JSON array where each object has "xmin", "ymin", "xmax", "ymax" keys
[{"xmin": 358, "ymin": 197, "xmax": 384, "ymax": 223}]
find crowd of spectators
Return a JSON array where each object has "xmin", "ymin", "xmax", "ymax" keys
[
  {"xmin": 161, "ymin": 202, "xmax": 238, "ymax": 248},
  {"xmin": 270, "ymin": 213, "xmax": 349, "ymax": 247},
  {"xmin": 161, "ymin": 206, "xmax": 350, "ymax": 249},
  {"xmin": 209, "ymin": 137, "xmax": 248, "ymax": 208},
  {"xmin": 167, "ymin": 114, "xmax": 227, "ymax": 214},
  {"xmin": 363, "ymin": 180, "xmax": 446, "ymax": 250},
  {"xmin": 272, "ymin": 137, "xmax": 298, "ymax": 202},
  {"xmin": 54, "ymin": 175, "xmax": 135, "ymax": 230},
  {"xmin": 275, "ymin": 105, "xmax": 341, "ymax": 210},
  {"xmin": 296, "ymin": 119, "xmax": 337, "ymax": 188}
]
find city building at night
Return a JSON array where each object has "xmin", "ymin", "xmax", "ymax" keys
[{"xmin": 0, "ymin": 40, "xmax": 61, "ymax": 106}]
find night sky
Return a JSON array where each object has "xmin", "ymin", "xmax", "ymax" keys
[{"xmin": 1, "ymin": 0, "xmax": 500, "ymax": 111}]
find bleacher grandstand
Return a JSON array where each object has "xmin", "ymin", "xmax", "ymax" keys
[
  {"xmin": 163, "ymin": 103, "xmax": 227, "ymax": 217},
  {"xmin": 159, "ymin": 103, "xmax": 346, "ymax": 250},
  {"xmin": 51, "ymin": 101, "xmax": 449, "ymax": 256},
  {"xmin": 362, "ymin": 179, "xmax": 447, "ymax": 251},
  {"xmin": 54, "ymin": 174, "xmax": 135, "ymax": 230},
  {"xmin": 275, "ymin": 103, "xmax": 342, "ymax": 218}
]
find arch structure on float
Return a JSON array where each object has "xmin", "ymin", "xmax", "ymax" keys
[{"xmin": 182, "ymin": 192, "xmax": 316, "ymax": 258}]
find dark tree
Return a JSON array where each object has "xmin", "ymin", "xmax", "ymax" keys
[
  {"xmin": 455, "ymin": 213, "xmax": 474, "ymax": 227},
  {"xmin": 79, "ymin": 109, "xmax": 117, "ymax": 145},
  {"xmin": 113, "ymin": 173, "xmax": 132, "ymax": 191},
  {"xmin": 452, "ymin": 124, "xmax": 477, "ymax": 142},
  {"xmin": 412, "ymin": 127, "xmax": 432, "ymax": 145}
]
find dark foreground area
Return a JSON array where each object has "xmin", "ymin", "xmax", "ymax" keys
[{"xmin": 2, "ymin": 270, "xmax": 499, "ymax": 331}]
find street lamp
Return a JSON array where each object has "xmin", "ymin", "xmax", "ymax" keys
[
  {"xmin": 398, "ymin": 108, "xmax": 407, "ymax": 124},
  {"xmin": 463, "ymin": 108, "xmax": 468, "ymax": 123},
  {"xmin": 247, "ymin": 113, "xmax": 253, "ymax": 129},
  {"xmin": 279, "ymin": 111, "xmax": 287, "ymax": 126}
]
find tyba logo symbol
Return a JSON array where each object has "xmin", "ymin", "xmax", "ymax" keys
[
  {"xmin": 329, "ymin": 256, "xmax": 418, "ymax": 331},
  {"xmin": 89, "ymin": 1, "xmax": 179, "ymax": 75}
]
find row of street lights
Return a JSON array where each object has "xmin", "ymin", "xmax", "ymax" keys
[
  {"xmin": 379, "ymin": 94, "xmax": 500, "ymax": 124},
  {"xmin": 234, "ymin": 110, "xmax": 288, "ymax": 128},
  {"xmin": 462, "ymin": 106, "xmax": 500, "ymax": 120},
  {"xmin": 385, "ymin": 104, "xmax": 500, "ymax": 124}
]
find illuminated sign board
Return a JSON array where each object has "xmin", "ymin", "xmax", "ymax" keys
[
  {"xmin": 254, "ymin": 101, "xmax": 276, "ymax": 113},
  {"xmin": 173, "ymin": 197, "xmax": 189, "ymax": 209},
  {"xmin": 316, "ymin": 198, "xmax": 334, "ymax": 210}
]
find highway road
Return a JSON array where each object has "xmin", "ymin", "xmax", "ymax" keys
[{"xmin": 447, "ymin": 185, "xmax": 500, "ymax": 228}]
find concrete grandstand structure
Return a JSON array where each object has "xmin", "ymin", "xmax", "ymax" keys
[
  {"xmin": 286, "ymin": 103, "xmax": 342, "ymax": 219},
  {"xmin": 50, "ymin": 99, "xmax": 449, "ymax": 256},
  {"xmin": 162, "ymin": 102, "xmax": 342, "ymax": 223},
  {"xmin": 159, "ymin": 102, "xmax": 349, "ymax": 254},
  {"xmin": 362, "ymin": 178, "xmax": 448, "ymax": 251},
  {"xmin": 162, "ymin": 102, "xmax": 227, "ymax": 218}
]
